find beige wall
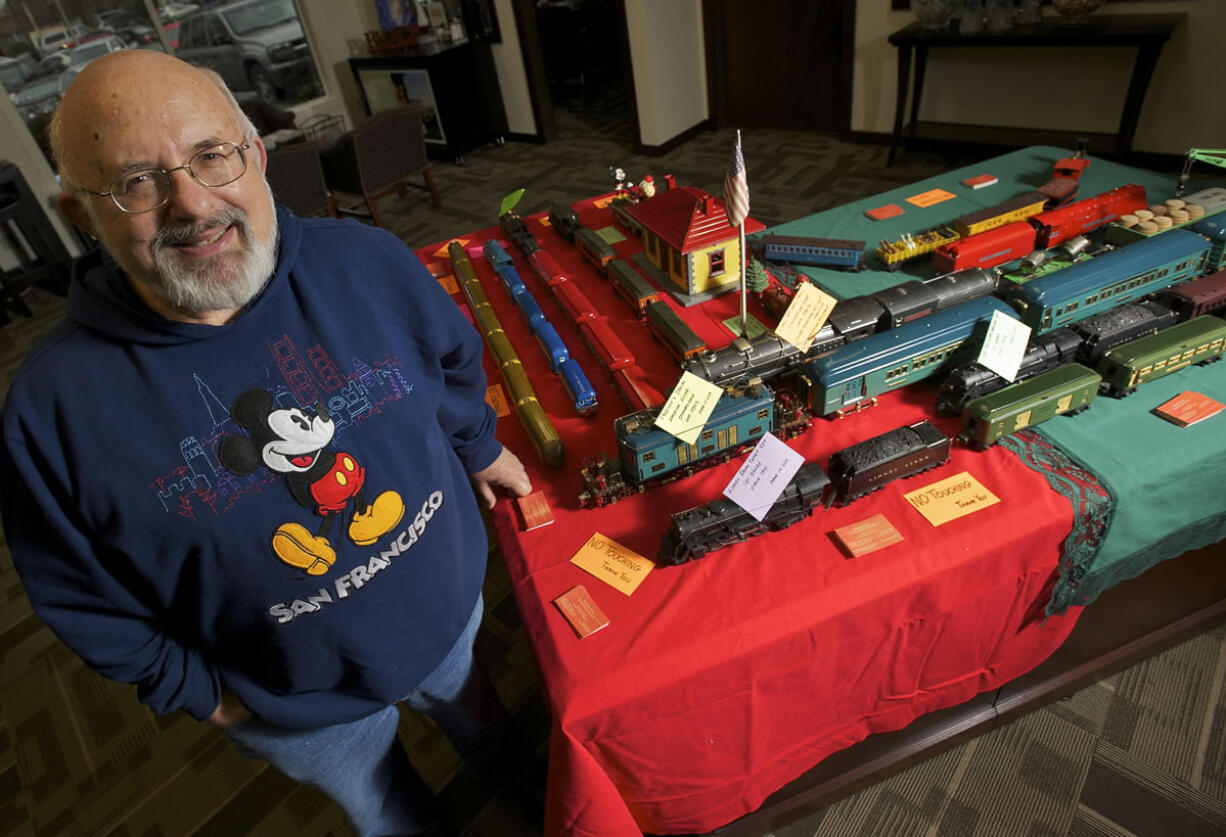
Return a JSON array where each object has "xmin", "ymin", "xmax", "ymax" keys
[
  {"xmin": 624, "ymin": 0, "xmax": 708, "ymax": 147},
  {"xmin": 853, "ymin": 0, "xmax": 1226, "ymax": 154}
]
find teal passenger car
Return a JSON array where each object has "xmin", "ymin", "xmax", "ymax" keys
[{"xmin": 806, "ymin": 297, "xmax": 1015, "ymax": 416}]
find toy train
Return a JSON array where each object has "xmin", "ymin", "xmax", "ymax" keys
[
  {"xmin": 449, "ymin": 241, "xmax": 564, "ymax": 469},
  {"xmin": 650, "ymin": 311, "xmax": 1226, "ymax": 562},
  {"xmin": 757, "ymin": 234, "xmax": 866, "ymax": 271},
  {"xmin": 579, "ymin": 214, "xmax": 1226, "ymax": 506},
  {"xmin": 827, "ymin": 421, "xmax": 951, "ymax": 507},
  {"xmin": 958, "ymin": 315, "xmax": 1226, "ymax": 447},
  {"xmin": 934, "ymin": 299, "xmax": 1180, "ymax": 416},
  {"xmin": 578, "ymin": 383, "xmax": 809, "ymax": 507},
  {"xmin": 658, "ymin": 462, "xmax": 830, "ymax": 565},
  {"xmin": 932, "ymin": 184, "xmax": 1146, "ymax": 274},
  {"xmin": 499, "ymin": 210, "xmax": 666, "ymax": 411},
  {"xmin": 683, "ymin": 267, "xmax": 1000, "ymax": 392},
  {"xmin": 483, "ymin": 240, "xmax": 598, "ymax": 415},
  {"xmin": 960, "ymin": 363, "xmax": 1100, "ymax": 450}
]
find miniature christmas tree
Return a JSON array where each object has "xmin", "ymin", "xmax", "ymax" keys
[{"xmin": 746, "ymin": 258, "xmax": 770, "ymax": 294}]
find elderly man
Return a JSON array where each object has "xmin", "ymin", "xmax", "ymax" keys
[{"xmin": 1, "ymin": 50, "xmax": 532, "ymax": 836}]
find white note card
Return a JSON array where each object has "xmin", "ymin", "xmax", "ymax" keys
[
  {"xmin": 654, "ymin": 371, "xmax": 724, "ymax": 445},
  {"xmin": 774, "ymin": 281, "xmax": 838, "ymax": 352},
  {"xmin": 976, "ymin": 310, "xmax": 1031, "ymax": 383},
  {"xmin": 722, "ymin": 432, "xmax": 805, "ymax": 521}
]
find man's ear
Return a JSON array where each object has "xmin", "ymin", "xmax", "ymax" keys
[
  {"xmin": 250, "ymin": 135, "xmax": 268, "ymax": 175},
  {"xmin": 58, "ymin": 192, "xmax": 96, "ymax": 237}
]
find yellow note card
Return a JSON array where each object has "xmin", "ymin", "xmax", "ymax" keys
[
  {"xmin": 906, "ymin": 188, "xmax": 956, "ymax": 208},
  {"xmin": 654, "ymin": 371, "xmax": 723, "ymax": 445},
  {"xmin": 774, "ymin": 281, "xmax": 838, "ymax": 352},
  {"xmin": 570, "ymin": 532, "xmax": 654, "ymax": 596},
  {"xmin": 904, "ymin": 471, "xmax": 1000, "ymax": 526}
]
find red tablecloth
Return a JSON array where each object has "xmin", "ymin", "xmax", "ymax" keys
[{"xmin": 417, "ymin": 196, "xmax": 1082, "ymax": 836}]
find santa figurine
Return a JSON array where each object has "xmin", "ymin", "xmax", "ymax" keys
[{"xmin": 639, "ymin": 174, "xmax": 656, "ymax": 198}]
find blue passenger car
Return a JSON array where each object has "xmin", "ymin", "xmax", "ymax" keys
[
  {"xmin": 615, "ymin": 385, "xmax": 773, "ymax": 483},
  {"xmin": 999, "ymin": 230, "xmax": 1210, "ymax": 333},
  {"xmin": 807, "ymin": 297, "xmax": 1015, "ymax": 416},
  {"xmin": 759, "ymin": 234, "xmax": 866, "ymax": 271}
]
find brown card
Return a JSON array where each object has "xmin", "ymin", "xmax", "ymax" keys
[
  {"xmin": 865, "ymin": 203, "xmax": 904, "ymax": 221},
  {"xmin": 517, "ymin": 492, "xmax": 555, "ymax": 530},
  {"xmin": 831, "ymin": 513, "xmax": 904, "ymax": 558},
  {"xmin": 1154, "ymin": 390, "xmax": 1225, "ymax": 427},
  {"xmin": 553, "ymin": 585, "xmax": 610, "ymax": 638}
]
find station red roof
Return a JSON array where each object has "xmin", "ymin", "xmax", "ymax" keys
[{"xmin": 624, "ymin": 186, "xmax": 764, "ymax": 253}]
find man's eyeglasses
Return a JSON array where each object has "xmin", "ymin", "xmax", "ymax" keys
[{"xmin": 80, "ymin": 143, "xmax": 251, "ymax": 214}]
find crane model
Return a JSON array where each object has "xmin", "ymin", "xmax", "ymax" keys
[{"xmin": 1176, "ymin": 148, "xmax": 1226, "ymax": 196}]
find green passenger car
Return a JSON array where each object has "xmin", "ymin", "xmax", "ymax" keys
[
  {"xmin": 961, "ymin": 363, "xmax": 1101, "ymax": 449},
  {"xmin": 1096, "ymin": 315, "xmax": 1226, "ymax": 396}
]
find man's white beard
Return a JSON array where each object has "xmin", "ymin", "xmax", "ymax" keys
[
  {"xmin": 150, "ymin": 185, "xmax": 278, "ymax": 314},
  {"xmin": 97, "ymin": 180, "xmax": 278, "ymax": 316}
]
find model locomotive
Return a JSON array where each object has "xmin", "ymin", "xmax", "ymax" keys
[{"xmin": 658, "ymin": 462, "xmax": 830, "ymax": 565}]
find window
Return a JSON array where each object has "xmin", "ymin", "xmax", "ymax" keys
[
  {"xmin": 3, "ymin": 0, "xmax": 325, "ymax": 171},
  {"xmin": 709, "ymin": 250, "xmax": 725, "ymax": 276}
]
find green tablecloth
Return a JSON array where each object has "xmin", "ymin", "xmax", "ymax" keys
[{"xmin": 766, "ymin": 145, "xmax": 1226, "ymax": 611}]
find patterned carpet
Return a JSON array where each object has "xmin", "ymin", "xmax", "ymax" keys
[{"xmin": 2, "ymin": 99, "xmax": 1224, "ymax": 837}]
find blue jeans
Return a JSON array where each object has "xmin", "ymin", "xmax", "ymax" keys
[{"xmin": 225, "ymin": 593, "xmax": 507, "ymax": 837}]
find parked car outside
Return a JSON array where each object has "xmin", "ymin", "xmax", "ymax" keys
[
  {"xmin": 35, "ymin": 25, "xmax": 88, "ymax": 55},
  {"xmin": 175, "ymin": 0, "xmax": 318, "ymax": 103},
  {"xmin": 15, "ymin": 36, "xmax": 126, "ymax": 121},
  {"xmin": 14, "ymin": 71, "xmax": 70, "ymax": 123},
  {"xmin": 0, "ymin": 54, "xmax": 39, "ymax": 95},
  {"xmin": 61, "ymin": 36, "xmax": 129, "ymax": 80}
]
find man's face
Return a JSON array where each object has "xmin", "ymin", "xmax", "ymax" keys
[{"xmin": 59, "ymin": 61, "xmax": 278, "ymax": 315}]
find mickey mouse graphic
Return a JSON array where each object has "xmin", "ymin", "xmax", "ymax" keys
[{"xmin": 218, "ymin": 389, "xmax": 405, "ymax": 576}]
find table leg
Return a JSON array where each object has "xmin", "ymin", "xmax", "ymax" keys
[
  {"xmin": 889, "ymin": 44, "xmax": 913, "ymax": 167},
  {"xmin": 910, "ymin": 46, "xmax": 929, "ymax": 147},
  {"xmin": 1116, "ymin": 44, "xmax": 1165, "ymax": 158}
]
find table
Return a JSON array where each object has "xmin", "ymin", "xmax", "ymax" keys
[
  {"xmin": 416, "ymin": 147, "xmax": 1226, "ymax": 835},
  {"xmin": 887, "ymin": 14, "xmax": 1185, "ymax": 166}
]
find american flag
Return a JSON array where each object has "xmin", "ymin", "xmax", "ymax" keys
[{"xmin": 723, "ymin": 141, "xmax": 749, "ymax": 227}]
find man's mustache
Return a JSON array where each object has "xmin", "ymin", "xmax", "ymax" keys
[{"xmin": 153, "ymin": 208, "xmax": 249, "ymax": 250}]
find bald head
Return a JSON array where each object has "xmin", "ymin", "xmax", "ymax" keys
[{"xmin": 52, "ymin": 50, "xmax": 255, "ymax": 188}]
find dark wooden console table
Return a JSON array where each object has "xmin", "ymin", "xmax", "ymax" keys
[{"xmin": 887, "ymin": 13, "xmax": 1185, "ymax": 165}]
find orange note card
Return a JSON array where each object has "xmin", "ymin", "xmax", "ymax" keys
[
  {"xmin": 903, "ymin": 471, "xmax": 1000, "ymax": 527},
  {"xmin": 865, "ymin": 203, "xmax": 905, "ymax": 221},
  {"xmin": 831, "ymin": 514, "xmax": 904, "ymax": 558},
  {"xmin": 431, "ymin": 238, "xmax": 469, "ymax": 259},
  {"xmin": 436, "ymin": 273, "xmax": 459, "ymax": 295},
  {"xmin": 485, "ymin": 384, "xmax": 510, "ymax": 417},
  {"xmin": 1154, "ymin": 391, "xmax": 1225, "ymax": 427},
  {"xmin": 570, "ymin": 532, "xmax": 654, "ymax": 596},
  {"xmin": 906, "ymin": 188, "xmax": 957, "ymax": 208},
  {"xmin": 553, "ymin": 585, "xmax": 610, "ymax": 638}
]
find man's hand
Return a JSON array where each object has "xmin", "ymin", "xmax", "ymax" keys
[
  {"xmin": 207, "ymin": 691, "xmax": 251, "ymax": 728},
  {"xmin": 471, "ymin": 446, "xmax": 532, "ymax": 509}
]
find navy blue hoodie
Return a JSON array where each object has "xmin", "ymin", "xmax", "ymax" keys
[{"xmin": 1, "ymin": 207, "xmax": 501, "ymax": 729}]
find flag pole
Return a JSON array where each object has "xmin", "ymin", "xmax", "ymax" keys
[{"xmin": 737, "ymin": 130, "xmax": 747, "ymax": 337}]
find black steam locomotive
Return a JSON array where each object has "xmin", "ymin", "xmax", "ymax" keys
[
  {"xmin": 683, "ymin": 268, "xmax": 1000, "ymax": 392},
  {"xmin": 658, "ymin": 462, "xmax": 831, "ymax": 565}
]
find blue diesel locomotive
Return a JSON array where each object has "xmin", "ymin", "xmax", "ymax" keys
[{"xmin": 483, "ymin": 240, "xmax": 598, "ymax": 415}]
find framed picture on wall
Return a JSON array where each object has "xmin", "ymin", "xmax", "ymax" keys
[{"xmin": 355, "ymin": 67, "xmax": 447, "ymax": 146}]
